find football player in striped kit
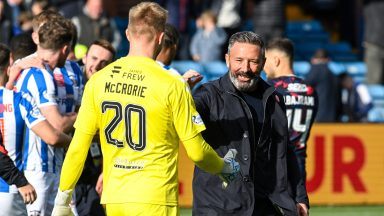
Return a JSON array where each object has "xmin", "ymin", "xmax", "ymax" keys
[
  {"xmin": 12, "ymin": 19, "xmax": 79, "ymax": 216},
  {"xmin": 0, "ymin": 44, "xmax": 72, "ymax": 215},
  {"xmin": 4, "ymin": 10, "xmax": 83, "ymax": 216}
]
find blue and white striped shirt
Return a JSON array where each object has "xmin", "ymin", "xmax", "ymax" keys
[
  {"xmin": 0, "ymin": 88, "xmax": 45, "ymax": 193},
  {"xmin": 15, "ymin": 60, "xmax": 83, "ymax": 173}
]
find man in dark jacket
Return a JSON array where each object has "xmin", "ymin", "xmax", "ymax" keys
[
  {"xmin": 306, "ymin": 49, "xmax": 339, "ymax": 122},
  {"xmin": 192, "ymin": 31, "xmax": 309, "ymax": 216}
]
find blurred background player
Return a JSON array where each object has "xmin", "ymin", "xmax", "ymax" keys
[
  {"xmin": 156, "ymin": 23, "xmax": 203, "ymax": 89},
  {"xmin": 305, "ymin": 49, "xmax": 339, "ymax": 122},
  {"xmin": 52, "ymin": 2, "xmax": 239, "ymax": 216},
  {"xmin": 338, "ymin": 72, "xmax": 373, "ymax": 122},
  {"xmin": 264, "ymin": 38, "xmax": 318, "ymax": 182},
  {"xmin": 13, "ymin": 19, "xmax": 77, "ymax": 216},
  {"xmin": 0, "ymin": 43, "xmax": 72, "ymax": 216},
  {"xmin": 9, "ymin": 32, "xmax": 36, "ymax": 62}
]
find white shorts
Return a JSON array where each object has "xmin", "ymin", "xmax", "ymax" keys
[
  {"xmin": 24, "ymin": 170, "xmax": 59, "ymax": 216},
  {"xmin": 0, "ymin": 192, "xmax": 28, "ymax": 216}
]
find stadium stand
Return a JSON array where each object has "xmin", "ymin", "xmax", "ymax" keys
[
  {"xmin": 293, "ymin": 61, "xmax": 311, "ymax": 77},
  {"xmin": 344, "ymin": 61, "xmax": 367, "ymax": 82},
  {"xmin": 287, "ymin": 20, "xmax": 329, "ymax": 46},
  {"xmin": 286, "ymin": 20, "xmax": 324, "ymax": 33},
  {"xmin": 328, "ymin": 61, "xmax": 346, "ymax": 75},
  {"xmin": 286, "ymin": 20, "xmax": 358, "ymax": 62},
  {"xmin": 202, "ymin": 61, "xmax": 227, "ymax": 77},
  {"xmin": 170, "ymin": 60, "xmax": 205, "ymax": 75},
  {"xmin": 363, "ymin": 85, "xmax": 384, "ymax": 122}
]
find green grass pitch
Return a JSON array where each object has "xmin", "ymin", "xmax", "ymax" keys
[{"xmin": 180, "ymin": 206, "xmax": 384, "ymax": 216}]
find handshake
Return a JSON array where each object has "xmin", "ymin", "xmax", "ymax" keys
[{"xmin": 220, "ymin": 149, "xmax": 241, "ymax": 188}]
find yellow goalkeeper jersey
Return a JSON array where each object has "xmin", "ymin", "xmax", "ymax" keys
[{"xmin": 74, "ymin": 56, "xmax": 206, "ymax": 205}]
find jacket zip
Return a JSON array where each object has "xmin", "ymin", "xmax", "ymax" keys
[
  {"xmin": 226, "ymin": 89, "xmax": 274, "ymax": 181},
  {"xmin": 226, "ymin": 91, "xmax": 255, "ymax": 180}
]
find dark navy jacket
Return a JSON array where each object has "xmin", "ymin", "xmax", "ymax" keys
[{"xmin": 192, "ymin": 74, "xmax": 308, "ymax": 216}]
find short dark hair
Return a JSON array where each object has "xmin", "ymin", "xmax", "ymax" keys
[
  {"xmin": 38, "ymin": 19, "xmax": 73, "ymax": 50},
  {"xmin": 227, "ymin": 31, "xmax": 265, "ymax": 56},
  {"xmin": 90, "ymin": 39, "xmax": 116, "ymax": 60},
  {"xmin": 0, "ymin": 43, "xmax": 10, "ymax": 74},
  {"xmin": 10, "ymin": 33, "xmax": 37, "ymax": 61},
  {"xmin": 163, "ymin": 23, "xmax": 179, "ymax": 48},
  {"xmin": 266, "ymin": 38, "xmax": 294, "ymax": 63},
  {"xmin": 338, "ymin": 72, "xmax": 350, "ymax": 81},
  {"xmin": 312, "ymin": 48, "xmax": 329, "ymax": 59}
]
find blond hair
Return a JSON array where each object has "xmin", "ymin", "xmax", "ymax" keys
[
  {"xmin": 32, "ymin": 9, "xmax": 63, "ymax": 32},
  {"xmin": 127, "ymin": 2, "xmax": 168, "ymax": 41}
]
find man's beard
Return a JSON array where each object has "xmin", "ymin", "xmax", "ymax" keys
[{"xmin": 229, "ymin": 71, "xmax": 259, "ymax": 92}]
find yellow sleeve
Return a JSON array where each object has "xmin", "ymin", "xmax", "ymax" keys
[
  {"xmin": 169, "ymin": 80, "xmax": 205, "ymax": 141},
  {"xmin": 182, "ymin": 133, "xmax": 224, "ymax": 174},
  {"xmin": 59, "ymin": 129, "xmax": 93, "ymax": 190},
  {"xmin": 74, "ymin": 77, "xmax": 99, "ymax": 134},
  {"xmin": 60, "ymin": 77, "xmax": 99, "ymax": 190}
]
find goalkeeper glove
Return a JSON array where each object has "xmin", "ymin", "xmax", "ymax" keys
[
  {"xmin": 52, "ymin": 189, "xmax": 74, "ymax": 216},
  {"xmin": 220, "ymin": 149, "xmax": 240, "ymax": 188}
]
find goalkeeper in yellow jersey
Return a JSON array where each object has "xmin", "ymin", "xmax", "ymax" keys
[{"xmin": 52, "ymin": 2, "xmax": 240, "ymax": 216}]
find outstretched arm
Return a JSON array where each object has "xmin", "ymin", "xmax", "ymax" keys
[
  {"xmin": 52, "ymin": 129, "xmax": 93, "ymax": 216},
  {"xmin": 183, "ymin": 134, "xmax": 224, "ymax": 174},
  {"xmin": 182, "ymin": 69, "xmax": 203, "ymax": 89},
  {"xmin": 59, "ymin": 130, "xmax": 93, "ymax": 191}
]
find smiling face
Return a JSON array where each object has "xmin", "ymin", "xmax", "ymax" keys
[
  {"xmin": 83, "ymin": 44, "xmax": 113, "ymax": 79},
  {"xmin": 225, "ymin": 42, "xmax": 265, "ymax": 92}
]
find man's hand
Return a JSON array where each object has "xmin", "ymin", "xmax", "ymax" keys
[
  {"xmin": 220, "ymin": 149, "xmax": 240, "ymax": 188},
  {"xmin": 18, "ymin": 183, "xmax": 37, "ymax": 204},
  {"xmin": 296, "ymin": 202, "xmax": 309, "ymax": 216},
  {"xmin": 52, "ymin": 189, "xmax": 74, "ymax": 216},
  {"xmin": 95, "ymin": 173, "xmax": 103, "ymax": 197},
  {"xmin": 6, "ymin": 56, "xmax": 44, "ymax": 90},
  {"xmin": 182, "ymin": 69, "xmax": 203, "ymax": 89}
]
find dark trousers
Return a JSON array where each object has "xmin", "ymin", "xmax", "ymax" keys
[
  {"xmin": 75, "ymin": 184, "xmax": 105, "ymax": 216},
  {"xmin": 254, "ymin": 197, "xmax": 285, "ymax": 216},
  {"xmin": 295, "ymin": 149, "xmax": 307, "ymax": 181}
]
